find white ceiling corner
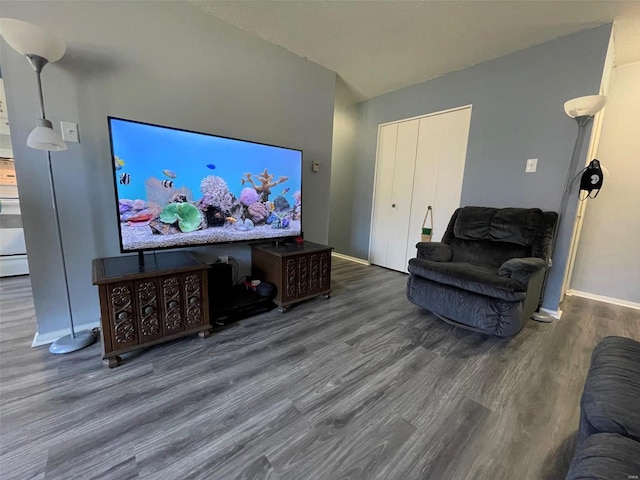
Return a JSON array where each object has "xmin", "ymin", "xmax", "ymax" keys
[
  {"xmin": 192, "ymin": 0, "xmax": 640, "ymax": 102},
  {"xmin": 613, "ymin": 10, "xmax": 640, "ymax": 67}
]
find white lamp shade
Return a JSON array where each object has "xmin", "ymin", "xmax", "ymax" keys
[
  {"xmin": 0, "ymin": 18, "xmax": 66, "ymax": 62},
  {"xmin": 27, "ymin": 119, "xmax": 67, "ymax": 151},
  {"xmin": 564, "ymin": 95, "xmax": 607, "ymax": 118}
]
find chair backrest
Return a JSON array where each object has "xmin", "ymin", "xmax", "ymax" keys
[{"xmin": 441, "ymin": 206, "xmax": 557, "ymax": 268}]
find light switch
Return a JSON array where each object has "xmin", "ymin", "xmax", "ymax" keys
[
  {"xmin": 525, "ymin": 158, "xmax": 537, "ymax": 173},
  {"xmin": 60, "ymin": 121, "xmax": 79, "ymax": 143},
  {"xmin": 312, "ymin": 161, "xmax": 320, "ymax": 172}
]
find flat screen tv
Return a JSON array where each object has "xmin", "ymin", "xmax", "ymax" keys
[{"xmin": 108, "ymin": 117, "xmax": 302, "ymax": 252}]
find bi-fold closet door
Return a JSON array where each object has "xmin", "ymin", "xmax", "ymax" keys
[{"xmin": 369, "ymin": 106, "xmax": 472, "ymax": 273}]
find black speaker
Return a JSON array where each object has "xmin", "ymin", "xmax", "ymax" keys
[
  {"xmin": 255, "ymin": 281, "xmax": 277, "ymax": 298},
  {"xmin": 209, "ymin": 263, "xmax": 233, "ymax": 310}
]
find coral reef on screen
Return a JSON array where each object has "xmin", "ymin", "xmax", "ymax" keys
[
  {"xmin": 241, "ymin": 168, "xmax": 288, "ymax": 202},
  {"xmin": 158, "ymin": 202, "xmax": 202, "ymax": 233},
  {"xmin": 199, "ymin": 176, "xmax": 235, "ymax": 213},
  {"xmin": 145, "ymin": 177, "xmax": 192, "ymax": 210},
  {"xmin": 118, "ymin": 167, "xmax": 301, "ymax": 250}
]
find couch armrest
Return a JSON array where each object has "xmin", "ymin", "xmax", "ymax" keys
[
  {"xmin": 415, "ymin": 242, "xmax": 452, "ymax": 262},
  {"xmin": 498, "ymin": 257, "xmax": 547, "ymax": 286}
]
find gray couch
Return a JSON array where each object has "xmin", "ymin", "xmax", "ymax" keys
[
  {"xmin": 406, "ymin": 206, "xmax": 557, "ymax": 337},
  {"xmin": 566, "ymin": 336, "xmax": 640, "ymax": 479}
]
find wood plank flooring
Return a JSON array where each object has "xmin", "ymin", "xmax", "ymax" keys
[{"xmin": 1, "ymin": 257, "xmax": 639, "ymax": 480}]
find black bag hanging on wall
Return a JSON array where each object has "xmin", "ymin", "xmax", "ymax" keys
[{"xmin": 579, "ymin": 159, "xmax": 604, "ymax": 199}]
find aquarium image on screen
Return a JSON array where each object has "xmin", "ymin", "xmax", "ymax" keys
[{"xmin": 108, "ymin": 117, "xmax": 302, "ymax": 252}]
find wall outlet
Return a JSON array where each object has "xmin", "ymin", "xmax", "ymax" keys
[
  {"xmin": 525, "ymin": 158, "xmax": 538, "ymax": 173},
  {"xmin": 218, "ymin": 255, "xmax": 228, "ymax": 264},
  {"xmin": 60, "ymin": 121, "xmax": 80, "ymax": 143}
]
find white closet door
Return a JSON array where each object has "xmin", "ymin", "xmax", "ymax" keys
[
  {"xmin": 371, "ymin": 107, "xmax": 471, "ymax": 273},
  {"xmin": 431, "ymin": 107, "xmax": 471, "ymax": 241},
  {"xmin": 386, "ymin": 119, "xmax": 419, "ymax": 272},
  {"xmin": 405, "ymin": 114, "xmax": 441, "ymax": 270},
  {"xmin": 404, "ymin": 107, "xmax": 471, "ymax": 271},
  {"xmin": 370, "ymin": 123, "xmax": 398, "ymax": 267}
]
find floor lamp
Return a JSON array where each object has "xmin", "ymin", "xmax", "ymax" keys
[
  {"xmin": 533, "ymin": 94, "xmax": 606, "ymax": 323},
  {"xmin": 0, "ymin": 18, "xmax": 96, "ymax": 353}
]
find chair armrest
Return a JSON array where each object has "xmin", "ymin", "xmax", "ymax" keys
[
  {"xmin": 415, "ymin": 242, "xmax": 452, "ymax": 262},
  {"xmin": 498, "ymin": 257, "xmax": 547, "ymax": 286}
]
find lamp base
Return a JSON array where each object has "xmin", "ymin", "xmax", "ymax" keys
[
  {"xmin": 532, "ymin": 312, "xmax": 555, "ymax": 323},
  {"xmin": 49, "ymin": 330, "xmax": 96, "ymax": 354}
]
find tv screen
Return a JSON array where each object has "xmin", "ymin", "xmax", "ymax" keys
[{"xmin": 108, "ymin": 117, "xmax": 302, "ymax": 252}]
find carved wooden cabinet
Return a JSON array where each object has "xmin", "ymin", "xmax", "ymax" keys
[
  {"xmin": 251, "ymin": 241, "xmax": 333, "ymax": 312},
  {"xmin": 92, "ymin": 251, "xmax": 210, "ymax": 367}
]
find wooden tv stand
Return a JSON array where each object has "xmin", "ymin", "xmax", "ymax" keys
[
  {"xmin": 92, "ymin": 251, "xmax": 211, "ymax": 368},
  {"xmin": 251, "ymin": 241, "xmax": 333, "ymax": 312}
]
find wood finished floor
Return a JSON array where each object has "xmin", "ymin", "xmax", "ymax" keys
[{"xmin": 1, "ymin": 257, "xmax": 639, "ymax": 480}]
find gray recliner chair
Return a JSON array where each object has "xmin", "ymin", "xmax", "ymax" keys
[{"xmin": 406, "ymin": 206, "xmax": 557, "ymax": 337}]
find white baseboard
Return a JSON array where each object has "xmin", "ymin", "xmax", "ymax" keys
[
  {"xmin": 32, "ymin": 320, "xmax": 100, "ymax": 347},
  {"xmin": 331, "ymin": 252, "xmax": 370, "ymax": 266},
  {"xmin": 0, "ymin": 255, "xmax": 29, "ymax": 277},
  {"xmin": 566, "ymin": 290, "xmax": 640, "ymax": 311}
]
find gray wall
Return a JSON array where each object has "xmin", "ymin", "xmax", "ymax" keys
[
  {"xmin": 570, "ymin": 62, "xmax": 640, "ymax": 303},
  {"xmin": 329, "ymin": 25, "xmax": 611, "ymax": 311},
  {"xmin": 329, "ymin": 77, "xmax": 360, "ymax": 255},
  {"xmin": 1, "ymin": 1, "xmax": 335, "ymax": 337}
]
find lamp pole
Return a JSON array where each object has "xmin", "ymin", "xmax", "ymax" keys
[
  {"xmin": 550, "ymin": 115, "xmax": 593, "ymax": 262},
  {"xmin": 533, "ymin": 95, "xmax": 606, "ymax": 323},
  {"xmin": 29, "ymin": 65, "xmax": 96, "ymax": 354},
  {"xmin": 0, "ymin": 18, "xmax": 96, "ymax": 353},
  {"xmin": 46, "ymin": 150, "xmax": 78, "ymax": 340},
  {"xmin": 27, "ymin": 53, "xmax": 82, "ymax": 344}
]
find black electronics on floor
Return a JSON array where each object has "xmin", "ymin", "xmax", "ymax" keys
[
  {"xmin": 208, "ymin": 262, "xmax": 276, "ymax": 325},
  {"xmin": 208, "ymin": 262, "xmax": 233, "ymax": 310}
]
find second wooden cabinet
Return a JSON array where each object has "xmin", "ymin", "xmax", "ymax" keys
[{"xmin": 251, "ymin": 241, "xmax": 332, "ymax": 312}]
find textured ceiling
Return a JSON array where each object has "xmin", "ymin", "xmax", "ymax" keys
[
  {"xmin": 613, "ymin": 9, "xmax": 640, "ymax": 67},
  {"xmin": 192, "ymin": 0, "xmax": 640, "ymax": 102}
]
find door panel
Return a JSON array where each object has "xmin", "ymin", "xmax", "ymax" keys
[
  {"xmin": 387, "ymin": 119, "xmax": 419, "ymax": 272},
  {"xmin": 432, "ymin": 108, "xmax": 471, "ymax": 241},
  {"xmin": 405, "ymin": 115, "xmax": 441, "ymax": 270},
  {"xmin": 370, "ymin": 123, "xmax": 398, "ymax": 266}
]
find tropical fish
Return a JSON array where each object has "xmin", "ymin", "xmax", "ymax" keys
[
  {"xmin": 115, "ymin": 156, "xmax": 125, "ymax": 166},
  {"xmin": 206, "ymin": 164, "xmax": 216, "ymax": 170},
  {"xmin": 162, "ymin": 169, "xmax": 177, "ymax": 179},
  {"xmin": 128, "ymin": 212, "xmax": 153, "ymax": 224},
  {"xmin": 161, "ymin": 180, "xmax": 173, "ymax": 188},
  {"xmin": 267, "ymin": 201, "xmax": 275, "ymax": 212},
  {"xmin": 114, "ymin": 161, "xmax": 122, "ymax": 171},
  {"xmin": 119, "ymin": 173, "xmax": 130, "ymax": 185},
  {"xmin": 282, "ymin": 187, "xmax": 290, "ymax": 195},
  {"xmin": 225, "ymin": 217, "xmax": 237, "ymax": 224}
]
